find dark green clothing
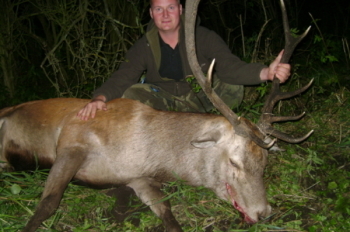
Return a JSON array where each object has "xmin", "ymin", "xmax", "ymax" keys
[{"xmin": 93, "ymin": 16, "xmax": 266, "ymax": 102}]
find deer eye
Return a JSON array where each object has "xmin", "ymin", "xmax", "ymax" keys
[{"xmin": 230, "ymin": 159, "xmax": 239, "ymax": 169}]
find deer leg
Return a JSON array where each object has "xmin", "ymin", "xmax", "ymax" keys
[
  {"xmin": 127, "ymin": 178, "xmax": 183, "ymax": 232},
  {"xmin": 22, "ymin": 147, "xmax": 87, "ymax": 232},
  {"xmin": 106, "ymin": 186, "xmax": 147, "ymax": 224}
]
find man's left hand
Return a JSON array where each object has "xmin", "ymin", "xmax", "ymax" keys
[{"xmin": 260, "ymin": 50, "xmax": 291, "ymax": 83}]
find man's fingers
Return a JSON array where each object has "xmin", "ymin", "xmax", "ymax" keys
[
  {"xmin": 275, "ymin": 63, "xmax": 291, "ymax": 83},
  {"xmin": 90, "ymin": 106, "xmax": 97, "ymax": 119},
  {"xmin": 82, "ymin": 106, "xmax": 92, "ymax": 121},
  {"xmin": 77, "ymin": 101, "xmax": 107, "ymax": 121},
  {"xmin": 275, "ymin": 49, "xmax": 284, "ymax": 63}
]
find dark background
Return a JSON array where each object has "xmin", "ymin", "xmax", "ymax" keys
[{"xmin": 0, "ymin": 0, "xmax": 349, "ymax": 107}]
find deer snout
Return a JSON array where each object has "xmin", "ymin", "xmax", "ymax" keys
[{"xmin": 258, "ymin": 204, "xmax": 272, "ymax": 220}]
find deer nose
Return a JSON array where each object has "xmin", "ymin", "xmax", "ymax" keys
[{"xmin": 258, "ymin": 204, "xmax": 272, "ymax": 220}]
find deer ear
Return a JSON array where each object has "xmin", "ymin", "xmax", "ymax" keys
[
  {"xmin": 190, "ymin": 130, "xmax": 223, "ymax": 149},
  {"xmin": 191, "ymin": 140, "xmax": 217, "ymax": 149}
]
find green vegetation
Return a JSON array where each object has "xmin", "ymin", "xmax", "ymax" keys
[{"xmin": 0, "ymin": 0, "xmax": 349, "ymax": 231}]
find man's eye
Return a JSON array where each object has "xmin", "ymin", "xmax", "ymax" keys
[{"xmin": 154, "ymin": 7, "xmax": 163, "ymax": 13}]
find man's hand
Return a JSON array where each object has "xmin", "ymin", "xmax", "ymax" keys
[
  {"xmin": 77, "ymin": 95, "xmax": 107, "ymax": 121},
  {"xmin": 260, "ymin": 50, "xmax": 291, "ymax": 83}
]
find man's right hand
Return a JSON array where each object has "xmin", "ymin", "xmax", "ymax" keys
[{"xmin": 77, "ymin": 96, "xmax": 107, "ymax": 121}]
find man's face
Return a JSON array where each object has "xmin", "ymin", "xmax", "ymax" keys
[{"xmin": 150, "ymin": 0, "xmax": 182, "ymax": 33}]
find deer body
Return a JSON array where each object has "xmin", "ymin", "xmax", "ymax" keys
[{"xmin": 0, "ymin": 98, "xmax": 270, "ymax": 231}]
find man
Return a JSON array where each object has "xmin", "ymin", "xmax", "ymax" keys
[{"xmin": 77, "ymin": 0, "xmax": 290, "ymax": 120}]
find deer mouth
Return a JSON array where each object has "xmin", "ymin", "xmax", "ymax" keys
[{"xmin": 225, "ymin": 183, "xmax": 257, "ymax": 224}]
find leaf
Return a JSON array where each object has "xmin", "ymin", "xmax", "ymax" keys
[
  {"xmin": 10, "ymin": 184, "xmax": 22, "ymax": 194},
  {"xmin": 313, "ymin": 35, "xmax": 322, "ymax": 43},
  {"xmin": 327, "ymin": 181, "xmax": 337, "ymax": 190},
  {"xmin": 325, "ymin": 55, "xmax": 339, "ymax": 62}
]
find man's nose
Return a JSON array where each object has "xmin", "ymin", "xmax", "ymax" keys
[{"xmin": 163, "ymin": 9, "xmax": 169, "ymax": 17}]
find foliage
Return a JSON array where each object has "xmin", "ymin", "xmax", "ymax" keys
[
  {"xmin": 0, "ymin": 0, "xmax": 149, "ymax": 107},
  {"xmin": 186, "ymin": 76, "xmax": 202, "ymax": 93}
]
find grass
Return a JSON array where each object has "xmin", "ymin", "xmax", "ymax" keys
[{"xmin": 0, "ymin": 83, "xmax": 349, "ymax": 232}]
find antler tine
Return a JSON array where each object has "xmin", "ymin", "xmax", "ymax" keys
[
  {"xmin": 257, "ymin": 0, "xmax": 313, "ymax": 144},
  {"xmin": 262, "ymin": 78, "xmax": 314, "ymax": 114},
  {"xmin": 264, "ymin": 128, "xmax": 314, "ymax": 143},
  {"xmin": 280, "ymin": 0, "xmax": 311, "ymax": 63},
  {"xmin": 185, "ymin": 0, "xmax": 240, "ymax": 127}
]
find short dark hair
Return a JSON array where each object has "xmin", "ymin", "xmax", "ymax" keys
[{"xmin": 150, "ymin": 0, "xmax": 181, "ymax": 7}]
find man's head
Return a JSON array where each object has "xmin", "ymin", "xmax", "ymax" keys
[{"xmin": 149, "ymin": 0, "xmax": 182, "ymax": 33}]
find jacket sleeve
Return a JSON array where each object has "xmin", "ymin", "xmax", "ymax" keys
[
  {"xmin": 93, "ymin": 38, "xmax": 148, "ymax": 101},
  {"xmin": 198, "ymin": 27, "xmax": 266, "ymax": 85}
]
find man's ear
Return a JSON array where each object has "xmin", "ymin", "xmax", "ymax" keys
[
  {"xmin": 179, "ymin": 4, "xmax": 183, "ymax": 15},
  {"xmin": 149, "ymin": 8, "xmax": 154, "ymax": 18}
]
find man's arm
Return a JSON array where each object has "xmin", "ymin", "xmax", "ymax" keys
[{"xmin": 198, "ymin": 27, "xmax": 291, "ymax": 85}]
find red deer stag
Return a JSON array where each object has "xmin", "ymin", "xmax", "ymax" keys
[{"xmin": 0, "ymin": 0, "xmax": 312, "ymax": 231}]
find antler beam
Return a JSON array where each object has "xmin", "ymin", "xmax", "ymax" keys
[
  {"xmin": 257, "ymin": 0, "xmax": 314, "ymax": 143},
  {"xmin": 184, "ymin": 0, "xmax": 241, "ymax": 127}
]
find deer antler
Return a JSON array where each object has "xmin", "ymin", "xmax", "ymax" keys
[
  {"xmin": 185, "ymin": 0, "xmax": 312, "ymax": 147},
  {"xmin": 256, "ymin": 0, "xmax": 313, "ymax": 143},
  {"xmin": 184, "ymin": 0, "xmax": 240, "ymax": 128},
  {"xmin": 185, "ymin": 0, "xmax": 276, "ymax": 148}
]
